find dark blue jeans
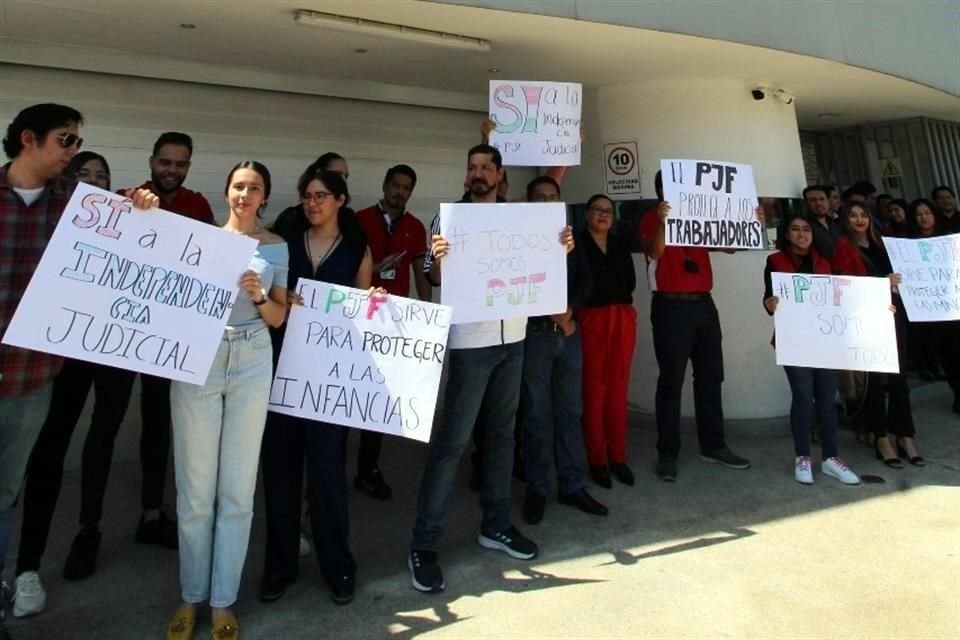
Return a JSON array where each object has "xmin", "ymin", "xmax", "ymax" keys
[
  {"xmin": 521, "ymin": 325, "xmax": 586, "ymax": 498},
  {"xmin": 783, "ymin": 366, "xmax": 839, "ymax": 459},
  {"xmin": 412, "ymin": 341, "xmax": 523, "ymax": 551}
]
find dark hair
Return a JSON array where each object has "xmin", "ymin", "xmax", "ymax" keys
[
  {"xmin": 850, "ymin": 180, "xmax": 877, "ymax": 196},
  {"xmin": 3, "ymin": 103, "xmax": 83, "ymax": 159},
  {"xmin": 889, "ymin": 198, "xmax": 909, "ymax": 212},
  {"xmin": 802, "ymin": 185, "xmax": 830, "ymax": 200},
  {"xmin": 65, "ymin": 151, "xmax": 111, "ymax": 188},
  {"xmin": 841, "ymin": 186, "xmax": 859, "ymax": 202},
  {"xmin": 775, "ymin": 211, "xmax": 813, "ymax": 251},
  {"xmin": 224, "ymin": 161, "xmax": 272, "ymax": 216},
  {"xmin": 654, "ymin": 170, "xmax": 663, "ymax": 201},
  {"xmin": 875, "ymin": 193, "xmax": 893, "ymax": 203},
  {"xmin": 907, "ymin": 198, "xmax": 941, "ymax": 236},
  {"xmin": 525, "ymin": 175, "xmax": 561, "ymax": 201},
  {"xmin": 296, "ymin": 152, "xmax": 347, "ymax": 190},
  {"xmin": 152, "ymin": 132, "xmax": 193, "ymax": 157},
  {"xmin": 932, "ymin": 185, "xmax": 956, "ymax": 200},
  {"xmin": 384, "ymin": 164, "xmax": 417, "ymax": 188},
  {"xmin": 298, "ymin": 169, "xmax": 350, "ymax": 207},
  {"xmin": 838, "ymin": 201, "xmax": 880, "ymax": 246},
  {"xmin": 585, "ymin": 193, "xmax": 614, "ymax": 211},
  {"xmin": 467, "ymin": 143, "xmax": 503, "ymax": 170}
]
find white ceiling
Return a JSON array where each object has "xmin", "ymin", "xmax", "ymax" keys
[{"xmin": 0, "ymin": 0, "xmax": 957, "ymax": 130}]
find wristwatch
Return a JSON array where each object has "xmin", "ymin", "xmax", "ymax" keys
[{"xmin": 253, "ymin": 288, "xmax": 268, "ymax": 306}]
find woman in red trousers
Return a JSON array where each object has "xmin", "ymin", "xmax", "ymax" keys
[{"xmin": 579, "ymin": 194, "xmax": 638, "ymax": 488}]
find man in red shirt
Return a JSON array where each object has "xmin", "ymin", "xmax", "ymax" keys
[
  {"xmin": 638, "ymin": 171, "xmax": 751, "ymax": 482},
  {"xmin": 123, "ymin": 132, "xmax": 215, "ymax": 547},
  {"xmin": 354, "ymin": 165, "xmax": 430, "ymax": 500}
]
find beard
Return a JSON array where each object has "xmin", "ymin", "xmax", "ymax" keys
[
  {"xmin": 469, "ymin": 178, "xmax": 494, "ymax": 197},
  {"xmin": 151, "ymin": 170, "xmax": 184, "ymax": 195}
]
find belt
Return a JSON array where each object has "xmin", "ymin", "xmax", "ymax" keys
[
  {"xmin": 527, "ymin": 317, "xmax": 562, "ymax": 333},
  {"xmin": 653, "ymin": 291, "xmax": 711, "ymax": 301}
]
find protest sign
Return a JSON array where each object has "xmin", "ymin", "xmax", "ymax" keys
[
  {"xmin": 883, "ymin": 234, "xmax": 960, "ymax": 322},
  {"xmin": 489, "ymin": 80, "xmax": 581, "ymax": 167},
  {"xmin": 438, "ymin": 202, "xmax": 568, "ymax": 324},
  {"xmin": 660, "ymin": 159, "xmax": 763, "ymax": 249},
  {"xmin": 604, "ymin": 141, "xmax": 642, "ymax": 197},
  {"xmin": 771, "ymin": 272, "xmax": 898, "ymax": 373},
  {"xmin": 2, "ymin": 182, "xmax": 256, "ymax": 384},
  {"xmin": 269, "ymin": 280, "xmax": 451, "ymax": 443}
]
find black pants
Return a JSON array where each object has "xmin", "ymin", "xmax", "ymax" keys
[
  {"xmin": 16, "ymin": 359, "xmax": 136, "ymax": 573},
  {"xmin": 651, "ymin": 295, "xmax": 726, "ymax": 459},
  {"xmin": 139, "ymin": 374, "xmax": 171, "ymax": 511},
  {"xmin": 865, "ymin": 303, "xmax": 915, "ymax": 438},
  {"xmin": 261, "ymin": 411, "xmax": 355, "ymax": 586},
  {"xmin": 356, "ymin": 431, "xmax": 383, "ymax": 478}
]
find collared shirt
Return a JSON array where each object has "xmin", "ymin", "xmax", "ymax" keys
[
  {"xmin": 356, "ymin": 202, "xmax": 427, "ymax": 297},
  {"xmin": 637, "ymin": 207, "xmax": 713, "ymax": 293},
  {"xmin": 0, "ymin": 164, "xmax": 75, "ymax": 396},
  {"xmin": 132, "ymin": 181, "xmax": 215, "ymax": 224}
]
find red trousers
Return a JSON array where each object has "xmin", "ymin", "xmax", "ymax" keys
[{"xmin": 580, "ymin": 303, "xmax": 637, "ymax": 466}]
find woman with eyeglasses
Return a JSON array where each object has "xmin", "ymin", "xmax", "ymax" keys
[
  {"xmin": 165, "ymin": 161, "xmax": 289, "ymax": 640},
  {"xmin": 578, "ymin": 194, "xmax": 638, "ymax": 488},
  {"xmin": 258, "ymin": 169, "xmax": 372, "ymax": 606}
]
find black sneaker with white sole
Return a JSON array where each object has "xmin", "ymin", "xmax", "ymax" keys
[
  {"xmin": 477, "ymin": 526, "xmax": 538, "ymax": 560},
  {"xmin": 408, "ymin": 549, "xmax": 445, "ymax": 593},
  {"xmin": 700, "ymin": 447, "xmax": 751, "ymax": 470}
]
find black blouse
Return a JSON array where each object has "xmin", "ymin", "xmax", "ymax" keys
[{"xmin": 580, "ymin": 231, "xmax": 636, "ymax": 307}]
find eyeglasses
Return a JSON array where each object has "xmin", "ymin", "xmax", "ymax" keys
[
  {"xmin": 301, "ymin": 191, "xmax": 333, "ymax": 204},
  {"xmin": 55, "ymin": 133, "xmax": 83, "ymax": 150}
]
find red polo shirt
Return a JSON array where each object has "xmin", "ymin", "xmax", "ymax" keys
[
  {"xmin": 638, "ymin": 207, "xmax": 713, "ymax": 293},
  {"xmin": 133, "ymin": 182, "xmax": 215, "ymax": 224},
  {"xmin": 356, "ymin": 203, "xmax": 427, "ymax": 297}
]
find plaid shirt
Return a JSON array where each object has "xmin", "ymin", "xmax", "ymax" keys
[{"xmin": 0, "ymin": 163, "xmax": 76, "ymax": 397}]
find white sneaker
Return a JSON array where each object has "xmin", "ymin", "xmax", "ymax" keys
[
  {"xmin": 794, "ymin": 456, "xmax": 814, "ymax": 485},
  {"xmin": 298, "ymin": 533, "xmax": 311, "ymax": 558},
  {"xmin": 822, "ymin": 457, "xmax": 860, "ymax": 485},
  {"xmin": 13, "ymin": 572, "xmax": 46, "ymax": 618}
]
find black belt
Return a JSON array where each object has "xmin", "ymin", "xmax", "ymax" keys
[
  {"xmin": 527, "ymin": 317, "xmax": 562, "ymax": 333},
  {"xmin": 653, "ymin": 291, "xmax": 711, "ymax": 301}
]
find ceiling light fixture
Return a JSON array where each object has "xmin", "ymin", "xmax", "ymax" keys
[
  {"xmin": 179, "ymin": 23, "xmax": 196, "ymax": 30},
  {"xmin": 294, "ymin": 10, "xmax": 491, "ymax": 53},
  {"xmin": 488, "ymin": 67, "xmax": 500, "ymax": 73},
  {"xmin": 818, "ymin": 113, "xmax": 842, "ymax": 119}
]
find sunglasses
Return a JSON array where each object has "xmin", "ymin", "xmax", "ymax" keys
[{"xmin": 55, "ymin": 132, "xmax": 83, "ymax": 150}]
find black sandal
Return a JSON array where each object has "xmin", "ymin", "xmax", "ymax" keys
[
  {"xmin": 896, "ymin": 438, "xmax": 926, "ymax": 467},
  {"xmin": 874, "ymin": 440, "xmax": 903, "ymax": 469}
]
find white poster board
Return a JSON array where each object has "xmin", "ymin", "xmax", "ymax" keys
[
  {"xmin": 269, "ymin": 280, "xmax": 451, "ymax": 443},
  {"xmin": 489, "ymin": 80, "xmax": 581, "ymax": 167},
  {"xmin": 604, "ymin": 141, "xmax": 642, "ymax": 197},
  {"xmin": 883, "ymin": 234, "xmax": 960, "ymax": 322},
  {"xmin": 772, "ymin": 272, "xmax": 899, "ymax": 373},
  {"xmin": 2, "ymin": 182, "xmax": 256, "ymax": 384},
  {"xmin": 438, "ymin": 202, "xmax": 568, "ymax": 324},
  {"xmin": 660, "ymin": 159, "xmax": 763, "ymax": 249}
]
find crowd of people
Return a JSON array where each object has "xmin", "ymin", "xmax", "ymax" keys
[{"xmin": 0, "ymin": 103, "xmax": 955, "ymax": 639}]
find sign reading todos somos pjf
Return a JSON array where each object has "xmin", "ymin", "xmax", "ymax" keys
[
  {"xmin": 489, "ymin": 80, "xmax": 582, "ymax": 167},
  {"xmin": 269, "ymin": 280, "xmax": 452, "ymax": 443},
  {"xmin": 660, "ymin": 159, "xmax": 763, "ymax": 250},
  {"xmin": 2, "ymin": 182, "xmax": 257, "ymax": 385}
]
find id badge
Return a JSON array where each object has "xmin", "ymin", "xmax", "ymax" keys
[{"xmin": 380, "ymin": 266, "xmax": 397, "ymax": 280}]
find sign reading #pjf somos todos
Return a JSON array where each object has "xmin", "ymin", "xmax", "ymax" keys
[
  {"xmin": 660, "ymin": 159, "xmax": 763, "ymax": 250},
  {"xmin": 771, "ymin": 272, "xmax": 899, "ymax": 373},
  {"xmin": 883, "ymin": 234, "xmax": 960, "ymax": 322},
  {"xmin": 269, "ymin": 280, "xmax": 451, "ymax": 443},
  {"xmin": 489, "ymin": 80, "xmax": 582, "ymax": 167},
  {"xmin": 439, "ymin": 202, "xmax": 568, "ymax": 324},
  {"xmin": 2, "ymin": 183, "xmax": 257, "ymax": 385}
]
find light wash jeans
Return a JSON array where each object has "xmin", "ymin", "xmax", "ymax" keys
[
  {"xmin": 171, "ymin": 326, "xmax": 272, "ymax": 608},
  {"xmin": 0, "ymin": 383, "xmax": 53, "ymax": 578}
]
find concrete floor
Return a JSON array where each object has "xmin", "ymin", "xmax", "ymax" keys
[{"xmin": 2, "ymin": 382, "xmax": 958, "ymax": 640}]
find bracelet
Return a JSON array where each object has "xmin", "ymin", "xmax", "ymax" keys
[{"xmin": 253, "ymin": 288, "xmax": 268, "ymax": 306}]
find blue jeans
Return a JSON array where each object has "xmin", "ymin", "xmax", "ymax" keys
[
  {"xmin": 411, "ymin": 341, "xmax": 523, "ymax": 551},
  {"xmin": 521, "ymin": 325, "xmax": 586, "ymax": 498},
  {"xmin": 171, "ymin": 326, "xmax": 272, "ymax": 608},
  {"xmin": 783, "ymin": 366, "xmax": 839, "ymax": 459},
  {"xmin": 0, "ymin": 383, "xmax": 53, "ymax": 578}
]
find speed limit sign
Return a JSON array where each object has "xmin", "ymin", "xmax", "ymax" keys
[{"xmin": 603, "ymin": 141, "xmax": 641, "ymax": 197}]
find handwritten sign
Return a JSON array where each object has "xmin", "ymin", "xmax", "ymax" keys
[
  {"xmin": 771, "ymin": 273, "xmax": 899, "ymax": 373},
  {"xmin": 489, "ymin": 80, "xmax": 582, "ymax": 167},
  {"xmin": 269, "ymin": 280, "xmax": 451, "ymax": 443},
  {"xmin": 2, "ymin": 183, "xmax": 257, "ymax": 384},
  {"xmin": 883, "ymin": 234, "xmax": 960, "ymax": 322},
  {"xmin": 661, "ymin": 159, "xmax": 762, "ymax": 249},
  {"xmin": 439, "ymin": 203, "xmax": 567, "ymax": 324}
]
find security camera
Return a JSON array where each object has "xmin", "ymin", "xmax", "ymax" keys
[{"xmin": 752, "ymin": 88, "xmax": 766, "ymax": 101}]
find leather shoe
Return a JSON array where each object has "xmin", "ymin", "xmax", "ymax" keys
[
  {"xmin": 328, "ymin": 574, "xmax": 355, "ymax": 605},
  {"xmin": 258, "ymin": 574, "xmax": 289, "ymax": 603},
  {"xmin": 610, "ymin": 463, "xmax": 635, "ymax": 486},
  {"xmin": 165, "ymin": 604, "xmax": 196, "ymax": 640},
  {"xmin": 210, "ymin": 612, "xmax": 239, "ymax": 639},
  {"xmin": 589, "ymin": 464, "xmax": 612, "ymax": 489},
  {"xmin": 523, "ymin": 492, "xmax": 546, "ymax": 525},
  {"xmin": 559, "ymin": 488, "xmax": 608, "ymax": 516}
]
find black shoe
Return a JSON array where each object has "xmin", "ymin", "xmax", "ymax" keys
[
  {"xmin": 656, "ymin": 457, "xmax": 678, "ymax": 482},
  {"xmin": 700, "ymin": 447, "xmax": 751, "ymax": 470},
  {"xmin": 875, "ymin": 440, "xmax": 903, "ymax": 469},
  {"xmin": 559, "ymin": 488, "xmax": 608, "ymax": 516},
  {"xmin": 408, "ymin": 549, "xmax": 445, "ymax": 593},
  {"xmin": 895, "ymin": 438, "xmax": 925, "ymax": 467},
  {"xmin": 589, "ymin": 464, "xmax": 612, "ymax": 489},
  {"xmin": 522, "ymin": 492, "xmax": 546, "ymax": 525},
  {"xmin": 328, "ymin": 574, "xmax": 355, "ymax": 605},
  {"xmin": 354, "ymin": 468, "xmax": 392, "ymax": 501},
  {"xmin": 63, "ymin": 529, "xmax": 101, "ymax": 581},
  {"xmin": 135, "ymin": 513, "xmax": 179, "ymax": 549},
  {"xmin": 258, "ymin": 574, "xmax": 290, "ymax": 603},
  {"xmin": 609, "ymin": 463, "xmax": 635, "ymax": 486},
  {"xmin": 478, "ymin": 526, "xmax": 538, "ymax": 560}
]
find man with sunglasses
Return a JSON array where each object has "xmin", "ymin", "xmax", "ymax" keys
[
  {"xmin": 121, "ymin": 132, "xmax": 215, "ymax": 552},
  {"xmin": 0, "ymin": 103, "xmax": 158, "ymax": 622}
]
